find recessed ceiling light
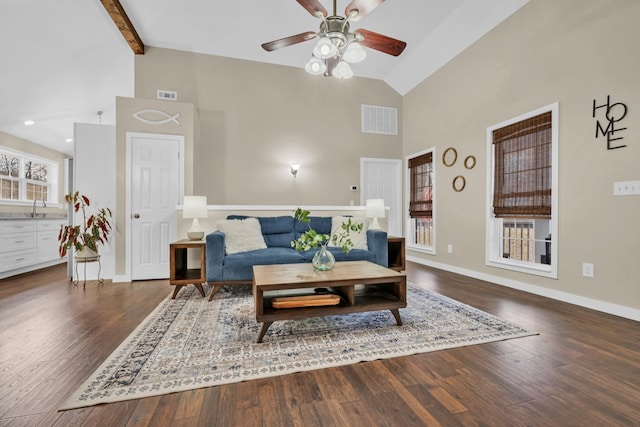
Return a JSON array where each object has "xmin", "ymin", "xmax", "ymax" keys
[
  {"xmin": 65, "ymin": 138, "xmax": 73, "ymax": 143},
  {"xmin": 24, "ymin": 120, "xmax": 35, "ymax": 126}
]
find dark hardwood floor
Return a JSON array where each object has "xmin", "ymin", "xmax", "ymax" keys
[{"xmin": 0, "ymin": 263, "xmax": 638, "ymax": 426}]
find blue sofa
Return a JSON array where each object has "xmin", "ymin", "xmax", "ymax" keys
[{"xmin": 205, "ymin": 215, "xmax": 388, "ymax": 299}]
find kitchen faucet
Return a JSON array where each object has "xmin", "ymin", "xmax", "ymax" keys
[{"xmin": 32, "ymin": 198, "xmax": 46, "ymax": 217}]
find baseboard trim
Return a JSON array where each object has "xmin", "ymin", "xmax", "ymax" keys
[
  {"xmin": 407, "ymin": 255, "xmax": 640, "ymax": 322},
  {"xmin": 0, "ymin": 259, "xmax": 66, "ymax": 280}
]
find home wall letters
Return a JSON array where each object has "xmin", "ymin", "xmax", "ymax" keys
[{"xmin": 593, "ymin": 95, "xmax": 628, "ymax": 150}]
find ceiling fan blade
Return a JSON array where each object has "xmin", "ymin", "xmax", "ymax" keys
[
  {"xmin": 296, "ymin": 0, "xmax": 328, "ymax": 18},
  {"xmin": 261, "ymin": 31, "xmax": 317, "ymax": 52},
  {"xmin": 354, "ymin": 29, "xmax": 406, "ymax": 56},
  {"xmin": 344, "ymin": 0, "xmax": 385, "ymax": 21}
]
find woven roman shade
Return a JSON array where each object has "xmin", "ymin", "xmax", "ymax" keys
[
  {"xmin": 493, "ymin": 111, "xmax": 552, "ymax": 218},
  {"xmin": 408, "ymin": 152, "xmax": 433, "ymax": 218}
]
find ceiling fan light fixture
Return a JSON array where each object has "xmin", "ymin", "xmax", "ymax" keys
[
  {"xmin": 305, "ymin": 57, "xmax": 327, "ymax": 75},
  {"xmin": 260, "ymin": 1, "xmax": 406, "ymax": 80},
  {"xmin": 332, "ymin": 60, "xmax": 353, "ymax": 79},
  {"xmin": 313, "ymin": 37, "xmax": 338, "ymax": 59},
  {"xmin": 343, "ymin": 42, "xmax": 366, "ymax": 63}
]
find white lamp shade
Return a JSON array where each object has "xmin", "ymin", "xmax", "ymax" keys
[
  {"xmin": 305, "ymin": 57, "xmax": 327, "ymax": 75},
  {"xmin": 183, "ymin": 196, "xmax": 208, "ymax": 219},
  {"xmin": 313, "ymin": 37, "xmax": 338, "ymax": 59},
  {"xmin": 343, "ymin": 42, "xmax": 366, "ymax": 63},
  {"xmin": 366, "ymin": 199, "xmax": 385, "ymax": 219},
  {"xmin": 332, "ymin": 60, "xmax": 353, "ymax": 79}
]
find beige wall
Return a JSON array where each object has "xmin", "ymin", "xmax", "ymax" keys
[
  {"xmin": 403, "ymin": 0, "xmax": 640, "ymax": 311},
  {"xmin": 0, "ymin": 131, "xmax": 69, "ymax": 216},
  {"xmin": 115, "ymin": 51, "xmax": 401, "ymax": 275},
  {"xmin": 134, "ymin": 48, "xmax": 403, "ymax": 205},
  {"xmin": 121, "ymin": 2, "xmax": 638, "ymax": 315}
]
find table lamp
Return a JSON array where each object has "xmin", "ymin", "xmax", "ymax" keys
[
  {"xmin": 366, "ymin": 199, "xmax": 385, "ymax": 230},
  {"xmin": 183, "ymin": 196, "xmax": 208, "ymax": 240}
]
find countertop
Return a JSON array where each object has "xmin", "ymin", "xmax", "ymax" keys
[{"xmin": 0, "ymin": 213, "xmax": 68, "ymax": 220}]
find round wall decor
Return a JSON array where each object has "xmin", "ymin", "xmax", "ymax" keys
[
  {"xmin": 442, "ymin": 147, "xmax": 457, "ymax": 167},
  {"xmin": 452, "ymin": 175, "xmax": 466, "ymax": 192},
  {"xmin": 464, "ymin": 155, "xmax": 476, "ymax": 170}
]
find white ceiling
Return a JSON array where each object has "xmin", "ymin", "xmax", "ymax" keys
[{"xmin": 0, "ymin": 0, "xmax": 527, "ymax": 155}]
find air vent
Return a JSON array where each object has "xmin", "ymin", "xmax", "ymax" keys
[
  {"xmin": 361, "ymin": 105, "xmax": 398, "ymax": 135},
  {"xmin": 157, "ymin": 90, "xmax": 177, "ymax": 101}
]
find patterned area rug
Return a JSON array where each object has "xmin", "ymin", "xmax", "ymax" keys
[{"xmin": 60, "ymin": 283, "xmax": 535, "ymax": 410}]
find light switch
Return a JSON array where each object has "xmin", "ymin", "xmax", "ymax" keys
[{"xmin": 614, "ymin": 180, "xmax": 640, "ymax": 196}]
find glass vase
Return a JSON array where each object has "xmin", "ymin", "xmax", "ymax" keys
[{"xmin": 312, "ymin": 245, "xmax": 335, "ymax": 271}]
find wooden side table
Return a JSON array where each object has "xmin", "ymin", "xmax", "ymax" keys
[
  {"xmin": 169, "ymin": 239, "xmax": 206, "ymax": 299},
  {"xmin": 387, "ymin": 236, "xmax": 406, "ymax": 271}
]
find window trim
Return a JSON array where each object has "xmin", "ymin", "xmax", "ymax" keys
[
  {"xmin": 0, "ymin": 147, "xmax": 59, "ymax": 206},
  {"xmin": 405, "ymin": 147, "xmax": 436, "ymax": 255},
  {"xmin": 485, "ymin": 103, "xmax": 558, "ymax": 278}
]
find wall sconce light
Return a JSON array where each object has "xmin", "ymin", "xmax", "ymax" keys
[
  {"xmin": 366, "ymin": 199, "xmax": 385, "ymax": 230},
  {"xmin": 290, "ymin": 163, "xmax": 301, "ymax": 178},
  {"xmin": 183, "ymin": 195, "xmax": 208, "ymax": 240}
]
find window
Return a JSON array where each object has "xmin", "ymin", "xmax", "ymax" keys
[
  {"xmin": 407, "ymin": 149, "xmax": 435, "ymax": 251},
  {"xmin": 0, "ymin": 148, "xmax": 58, "ymax": 205},
  {"xmin": 0, "ymin": 153, "xmax": 19, "ymax": 200},
  {"xmin": 486, "ymin": 104, "xmax": 558, "ymax": 277}
]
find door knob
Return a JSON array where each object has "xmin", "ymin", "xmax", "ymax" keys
[{"xmin": 133, "ymin": 213, "xmax": 140, "ymax": 219}]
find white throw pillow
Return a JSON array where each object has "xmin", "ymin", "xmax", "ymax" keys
[
  {"xmin": 216, "ymin": 218, "xmax": 267, "ymax": 254},
  {"xmin": 328, "ymin": 216, "xmax": 368, "ymax": 250}
]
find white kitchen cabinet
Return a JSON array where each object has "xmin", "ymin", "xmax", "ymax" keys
[
  {"xmin": 37, "ymin": 219, "xmax": 66, "ymax": 263},
  {"xmin": 0, "ymin": 218, "xmax": 66, "ymax": 278}
]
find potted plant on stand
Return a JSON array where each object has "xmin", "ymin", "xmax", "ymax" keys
[
  {"xmin": 291, "ymin": 208, "xmax": 363, "ymax": 271},
  {"xmin": 58, "ymin": 191, "xmax": 113, "ymax": 259}
]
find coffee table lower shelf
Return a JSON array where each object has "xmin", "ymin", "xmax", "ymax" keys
[
  {"xmin": 257, "ymin": 305, "xmax": 404, "ymax": 344},
  {"xmin": 253, "ymin": 261, "xmax": 407, "ymax": 343}
]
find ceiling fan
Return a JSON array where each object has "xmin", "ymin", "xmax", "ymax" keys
[{"xmin": 261, "ymin": 0, "xmax": 407, "ymax": 79}]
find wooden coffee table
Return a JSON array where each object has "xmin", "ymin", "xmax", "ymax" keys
[{"xmin": 252, "ymin": 261, "xmax": 407, "ymax": 343}]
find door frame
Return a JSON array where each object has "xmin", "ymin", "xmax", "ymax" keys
[
  {"xmin": 359, "ymin": 157, "xmax": 403, "ymax": 237},
  {"xmin": 125, "ymin": 132, "xmax": 185, "ymax": 281}
]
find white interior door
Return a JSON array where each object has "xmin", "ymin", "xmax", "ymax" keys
[
  {"xmin": 360, "ymin": 158, "xmax": 402, "ymax": 236},
  {"xmin": 129, "ymin": 133, "xmax": 183, "ymax": 280}
]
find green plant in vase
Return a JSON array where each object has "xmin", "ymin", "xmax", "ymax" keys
[
  {"xmin": 58, "ymin": 191, "xmax": 113, "ymax": 258},
  {"xmin": 291, "ymin": 208, "xmax": 363, "ymax": 270}
]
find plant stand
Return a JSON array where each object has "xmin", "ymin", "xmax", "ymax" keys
[{"xmin": 74, "ymin": 254, "xmax": 103, "ymax": 288}]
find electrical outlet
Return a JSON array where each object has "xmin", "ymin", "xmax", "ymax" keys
[
  {"xmin": 613, "ymin": 180, "xmax": 640, "ymax": 196},
  {"xmin": 350, "ymin": 185, "xmax": 358, "ymax": 191},
  {"xmin": 447, "ymin": 244, "xmax": 453, "ymax": 254},
  {"xmin": 582, "ymin": 262, "xmax": 594, "ymax": 278}
]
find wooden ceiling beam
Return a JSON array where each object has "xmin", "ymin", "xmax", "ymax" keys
[{"xmin": 100, "ymin": 0, "xmax": 145, "ymax": 54}]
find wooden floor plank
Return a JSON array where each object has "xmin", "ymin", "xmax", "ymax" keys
[
  {"xmin": 0, "ymin": 263, "xmax": 638, "ymax": 426},
  {"xmin": 124, "ymin": 396, "xmax": 161, "ymax": 427}
]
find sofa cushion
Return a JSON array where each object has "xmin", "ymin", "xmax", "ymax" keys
[
  {"xmin": 216, "ymin": 217, "xmax": 267, "ymax": 254},
  {"xmin": 328, "ymin": 216, "xmax": 369, "ymax": 250},
  {"xmin": 299, "ymin": 247, "xmax": 376, "ymax": 263},
  {"xmin": 222, "ymin": 247, "xmax": 306, "ymax": 280},
  {"xmin": 258, "ymin": 216, "xmax": 296, "ymax": 247},
  {"xmin": 227, "ymin": 215, "xmax": 294, "ymax": 247},
  {"xmin": 224, "ymin": 247, "xmax": 305, "ymax": 266},
  {"xmin": 294, "ymin": 216, "xmax": 332, "ymax": 240}
]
